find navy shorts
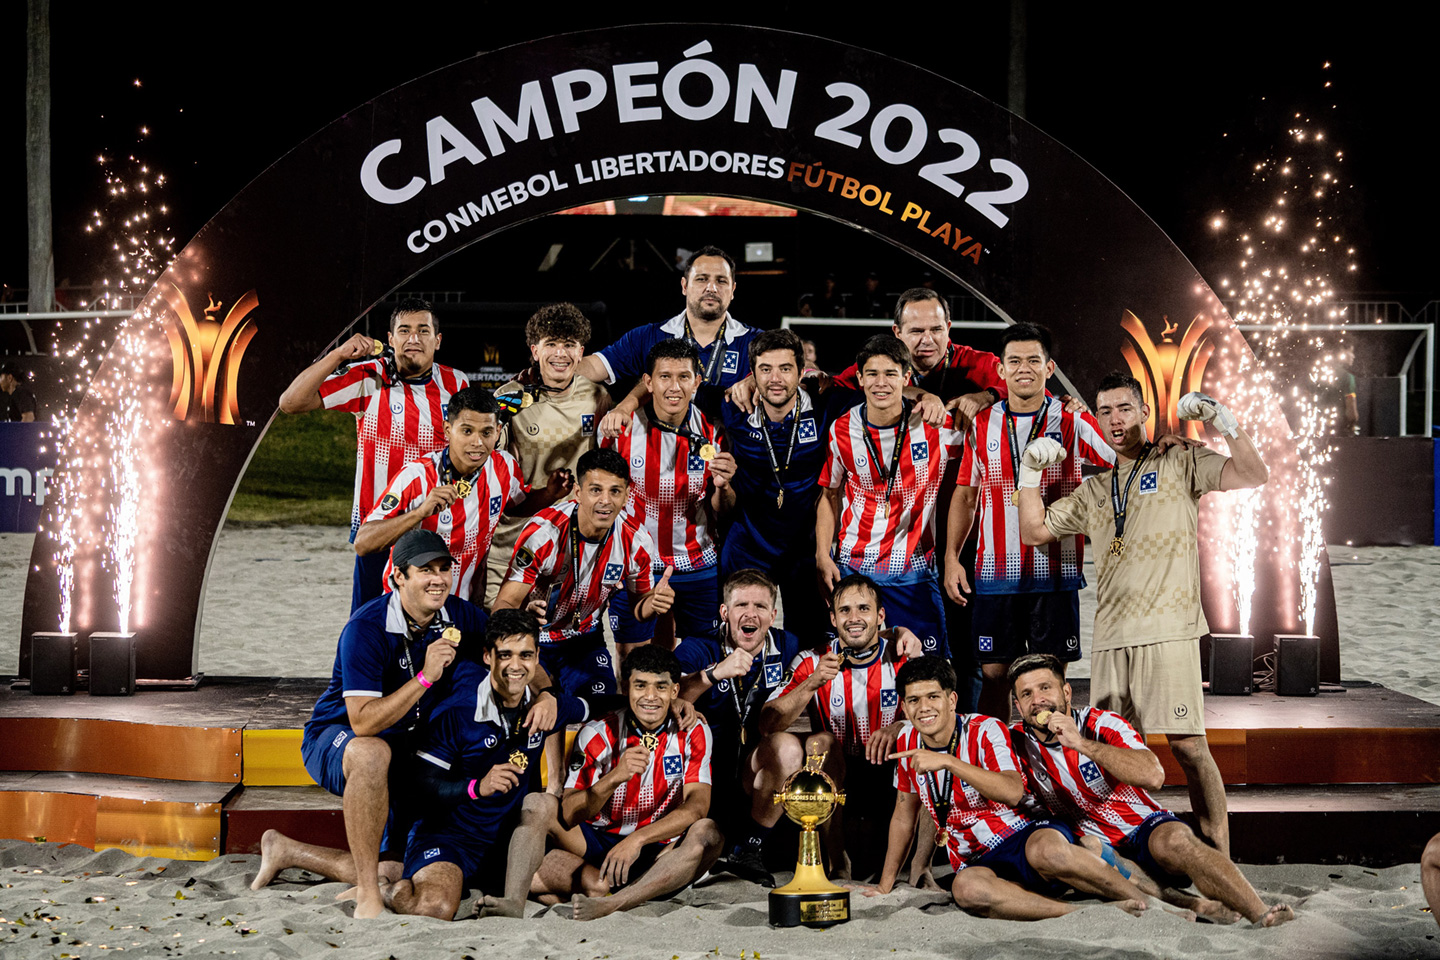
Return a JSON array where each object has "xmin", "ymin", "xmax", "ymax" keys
[
  {"xmin": 972, "ymin": 591, "xmax": 1081, "ymax": 664},
  {"xmin": 1117, "ymin": 811, "xmax": 1192, "ymax": 888},
  {"xmin": 539, "ymin": 632, "xmax": 616, "ymax": 698},
  {"xmin": 301, "ymin": 722, "xmax": 355, "ymax": 797},
  {"xmin": 969, "ymin": 820, "xmax": 1076, "ymax": 897},
  {"xmin": 843, "ymin": 567, "xmax": 950, "ymax": 658},
  {"xmin": 610, "ymin": 567, "xmax": 719, "ymax": 645},
  {"xmin": 578, "ymin": 822, "xmax": 665, "ymax": 881},
  {"xmin": 300, "ymin": 723, "xmax": 420, "ymax": 861},
  {"xmin": 403, "ymin": 830, "xmax": 505, "ymax": 893}
]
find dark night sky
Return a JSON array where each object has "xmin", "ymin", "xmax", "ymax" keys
[{"xmin": 4, "ymin": 4, "xmax": 1435, "ymax": 305}]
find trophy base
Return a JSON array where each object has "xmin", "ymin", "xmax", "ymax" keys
[{"xmin": 768, "ymin": 888, "xmax": 850, "ymax": 928}]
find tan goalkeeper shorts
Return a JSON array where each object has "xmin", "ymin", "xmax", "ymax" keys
[{"xmin": 1091, "ymin": 639, "xmax": 1206, "ymax": 737}]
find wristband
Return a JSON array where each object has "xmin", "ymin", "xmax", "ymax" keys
[
  {"xmin": 416, "ymin": 672, "xmax": 433, "ymax": 689},
  {"xmin": 985, "ymin": 386, "xmax": 1001, "ymax": 402},
  {"xmin": 467, "ymin": 779, "xmax": 479, "ymax": 800},
  {"xmin": 704, "ymin": 665, "xmax": 719, "ymax": 686}
]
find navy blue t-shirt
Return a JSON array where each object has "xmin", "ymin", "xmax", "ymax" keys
[
  {"xmin": 675, "ymin": 627, "xmax": 802, "ymax": 745},
  {"xmin": 413, "ymin": 658, "xmax": 589, "ymax": 843},
  {"xmin": 718, "ymin": 385, "xmax": 859, "ymax": 563},
  {"xmin": 306, "ymin": 592, "xmax": 488, "ymax": 739}
]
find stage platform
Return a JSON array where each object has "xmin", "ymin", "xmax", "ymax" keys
[{"xmin": 3, "ymin": 676, "xmax": 1438, "ymax": 865}]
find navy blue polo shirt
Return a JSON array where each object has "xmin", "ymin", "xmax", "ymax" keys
[
  {"xmin": 306, "ymin": 592, "xmax": 488, "ymax": 739},
  {"xmin": 675, "ymin": 628, "xmax": 802, "ymax": 745},
  {"xmin": 595, "ymin": 312, "xmax": 760, "ymax": 415}
]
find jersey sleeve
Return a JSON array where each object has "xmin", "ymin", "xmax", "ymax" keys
[
  {"xmin": 1073, "ymin": 412, "xmax": 1116, "ymax": 468},
  {"xmin": 594, "ymin": 325, "xmax": 657, "ymax": 385},
  {"xmin": 1087, "ymin": 709, "xmax": 1148, "ymax": 751},
  {"xmin": 958, "ymin": 428, "xmax": 980, "ymax": 486},
  {"xmin": 318, "ymin": 363, "xmax": 381, "ymax": 413},
  {"xmin": 894, "ymin": 725, "xmax": 918, "ymax": 793},
  {"xmin": 507, "ymin": 517, "xmax": 559, "ymax": 586},
  {"xmin": 818, "ymin": 421, "xmax": 845, "ymax": 488},
  {"xmin": 565, "ymin": 719, "xmax": 612, "ymax": 790},
  {"xmin": 975, "ymin": 715, "xmax": 1022, "ymax": 774},
  {"xmin": 674, "ymin": 636, "xmax": 717, "ymax": 677},
  {"xmin": 952, "ymin": 344, "xmax": 1007, "ymax": 396},
  {"xmin": 337, "ymin": 620, "xmax": 388, "ymax": 700},
  {"xmin": 1043, "ymin": 487, "xmax": 1092, "ymax": 540},
  {"xmin": 770, "ymin": 651, "xmax": 818, "ymax": 701},
  {"xmin": 1189, "ymin": 447, "xmax": 1229, "ymax": 497},
  {"xmin": 499, "ymin": 451, "xmax": 531, "ymax": 506},
  {"xmin": 415, "ymin": 697, "xmax": 467, "ymax": 772},
  {"xmin": 831, "ymin": 363, "xmax": 860, "ymax": 392},
  {"xmin": 684, "ymin": 721, "xmax": 713, "ymax": 785},
  {"xmin": 364, "ymin": 463, "xmax": 429, "ymax": 524}
]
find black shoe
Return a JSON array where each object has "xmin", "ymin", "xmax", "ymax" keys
[{"xmin": 721, "ymin": 847, "xmax": 775, "ymax": 888}]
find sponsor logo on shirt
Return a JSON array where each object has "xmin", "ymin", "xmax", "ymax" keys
[
  {"xmin": 631, "ymin": 455, "xmax": 644, "ymax": 468},
  {"xmin": 922, "ymin": 635, "xmax": 939, "ymax": 653},
  {"xmin": 722, "ymin": 350, "xmax": 740, "ymax": 374},
  {"xmin": 798, "ymin": 418, "xmax": 818, "ymax": 443},
  {"xmin": 830, "ymin": 690, "xmax": 845, "ymax": 709},
  {"xmin": 881, "ymin": 689, "xmax": 898, "ymax": 708},
  {"xmin": 716, "ymin": 679, "xmax": 731, "ymax": 693},
  {"xmin": 490, "ymin": 495, "xmax": 503, "ymax": 515},
  {"xmin": 484, "ymin": 735, "xmax": 498, "ymax": 748},
  {"xmin": 910, "ymin": 440, "xmax": 929, "ymax": 462},
  {"xmin": 439, "ymin": 510, "xmax": 453, "ymax": 525},
  {"xmin": 663, "ymin": 754, "xmax": 684, "ymax": 779},
  {"xmin": 1140, "ymin": 471, "xmax": 1159, "ymax": 494},
  {"xmin": 581, "ymin": 414, "xmax": 595, "ymax": 435},
  {"xmin": 987, "ymin": 437, "xmax": 1001, "ymax": 453},
  {"xmin": 978, "ymin": 635, "xmax": 994, "ymax": 653},
  {"xmin": 379, "ymin": 492, "xmax": 400, "ymax": 512},
  {"xmin": 855, "ymin": 454, "xmax": 869, "ymax": 469},
  {"xmin": 602, "ymin": 562, "xmax": 624, "ymax": 585},
  {"xmin": 390, "ymin": 400, "xmax": 404, "ymax": 414},
  {"xmin": 596, "ymin": 653, "xmax": 610, "ymax": 667}
]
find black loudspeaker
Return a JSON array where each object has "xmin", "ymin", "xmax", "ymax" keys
[
  {"xmin": 30, "ymin": 632, "xmax": 78, "ymax": 695},
  {"xmin": 1208, "ymin": 634, "xmax": 1253, "ymax": 695},
  {"xmin": 89, "ymin": 632, "xmax": 138, "ymax": 697},
  {"xmin": 1275, "ymin": 634, "xmax": 1320, "ymax": 697}
]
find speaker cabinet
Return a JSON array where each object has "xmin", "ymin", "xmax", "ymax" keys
[
  {"xmin": 89, "ymin": 632, "xmax": 138, "ymax": 696},
  {"xmin": 1208, "ymin": 634, "xmax": 1253, "ymax": 696},
  {"xmin": 30, "ymin": 632, "xmax": 78, "ymax": 695},
  {"xmin": 1275, "ymin": 634, "xmax": 1320, "ymax": 697}
]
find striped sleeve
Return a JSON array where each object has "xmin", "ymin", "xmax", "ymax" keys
[
  {"xmin": 976, "ymin": 715, "xmax": 1021, "ymax": 773},
  {"xmin": 771, "ymin": 651, "xmax": 817, "ymax": 701},
  {"xmin": 507, "ymin": 516, "xmax": 559, "ymax": 586},
  {"xmin": 684, "ymin": 722, "xmax": 713, "ymax": 785},
  {"xmin": 499, "ymin": 450, "xmax": 530, "ymax": 507},
  {"xmin": 818, "ymin": 420, "xmax": 844, "ymax": 488},
  {"xmin": 318, "ymin": 363, "xmax": 380, "ymax": 413},
  {"xmin": 1075, "ymin": 411, "xmax": 1115, "ymax": 467},
  {"xmin": 566, "ymin": 719, "xmax": 613, "ymax": 790},
  {"xmin": 627, "ymin": 526, "xmax": 657, "ymax": 592},
  {"xmin": 894, "ymin": 725, "xmax": 919, "ymax": 793},
  {"xmin": 364, "ymin": 462, "xmax": 430, "ymax": 523},
  {"xmin": 1087, "ymin": 709, "xmax": 1148, "ymax": 750}
]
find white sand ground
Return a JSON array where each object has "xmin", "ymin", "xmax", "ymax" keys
[{"xmin": 4, "ymin": 530, "xmax": 1440, "ymax": 957}]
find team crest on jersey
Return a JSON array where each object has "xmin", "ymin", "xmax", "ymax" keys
[
  {"xmin": 440, "ymin": 403, "xmax": 449, "ymax": 419},
  {"xmin": 978, "ymin": 635, "xmax": 994, "ymax": 653},
  {"xmin": 602, "ymin": 562, "xmax": 624, "ymax": 585},
  {"xmin": 331, "ymin": 730, "xmax": 348, "ymax": 749},
  {"xmin": 1139, "ymin": 471, "xmax": 1159, "ymax": 494},
  {"xmin": 910, "ymin": 440, "xmax": 929, "ymax": 462},
  {"xmin": 881, "ymin": 689, "xmax": 899, "ymax": 708},
  {"xmin": 722, "ymin": 350, "xmax": 740, "ymax": 374},
  {"xmin": 581, "ymin": 414, "xmax": 595, "ymax": 435},
  {"xmin": 663, "ymin": 754, "xmax": 684, "ymax": 779},
  {"xmin": 379, "ymin": 493, "xmax": 400, "ymax": 512},
  {"xmin": 528, "ymin": 730, "xmax": 544, "ymax": 749},
  {"xmin": 1046, "ymin": 431, "xmax": 1062, "ymax": 444},
  {"xmin": 764, "ymin": 662, "xmax": 784, "ymax": 686},
  {"xmin": 490, "ymin": 495, "xmax": 503, "ymax": 515},
  {"xmin": 687, "ymin": 452, "xmax": 706, "ymax": 472},
  {"xmin": 798, "ymin": 417, "xmax": 818, "ymax": 443},
  {"xmin": 1078, "ymin": 759, "xmax": 1104, "ymax": 786}
]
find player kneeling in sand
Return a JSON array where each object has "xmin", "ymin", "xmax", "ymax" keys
[
  {"xmin": 532, "ymin": 646, "xmax": 722, "ymax": 920},
  {"xmin": 1008, "ymin": 654, "xmax": 1294, "ymax": 926},
  {"xmin": 374, "ymin": 609, "xmax": 589, "ymax": 920},
  {"xmin": 872, "ymin": 657, "xmax": 1152, "ymax": 919}
]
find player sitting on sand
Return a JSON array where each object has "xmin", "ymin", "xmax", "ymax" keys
[
  {"xmin": 531, "ymin": 646, "xmax": 723, "ymax": 920},
  {"xmin": 871, "ymin": 656, "xmax": 1153, "ymax": 920},
  {"xmin": 1007, "ymin": 653, "xmax": 1294, "ymax": 926}
]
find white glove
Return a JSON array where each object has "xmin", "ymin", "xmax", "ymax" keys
[
  {"xmin": 1018, "ymin": 437, "xmax": 1067, "ymax": 488},
  {"xmin": 1177, "ymin": 391, "xmax": 1239, "ymax": 438}
]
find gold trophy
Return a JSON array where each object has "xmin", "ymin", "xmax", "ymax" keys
[{"xmin": 769, "ymin": 752, "xmax": 849, "ymax": 927}]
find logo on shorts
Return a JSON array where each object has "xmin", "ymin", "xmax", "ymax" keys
[
  {"xmin": 1066, "ymin": 636, "xmax": 1078, "ymax": 650},
  {"xmin": 910, "ymin": 440, "xmax": 929, "ymax": 462},
  {"xmin": 391, "ymin": 400, "xmax": 404, "ymax": 415},
  {"xmin": 922, "ymin": 635, "xmax": 939, "ymax": 653},
  {"xmin": 663, "ymin": 754, "xmax": 684, "ymax": 779},
  {"xmin": 602, "ymin": 563, "xmax": 624, "ymax": 585},
  {"xmin": 881, "ymin": 689, "xmax": 899, "ymax": 708},
  {"xmin": 1140, "ymin": 471, "xmax": 1159, "ymax": 494},
  {"xmin": 1078, "ymin": 759, "xmax": 1104, "ymax": 785},
  {"xmin": 489, "ymin": 495, "xmax": 503, "ymax": 515},
  {"xmin": 978, "ymin": 635, "xmax": 994, "ymax": 653},
  {"xmin": 1173, "ymin": 703, "xmax": 1189, "ymax": 719},
  {"xmin": 484, "ymin": 735, "xmax": 498, "ymax": 748},
  {"xmin": 722, "ymin": 350, "xmax": 740, "ymax": 374},
  {"xmin": 379, "ymin": 492, "xmax": 400, "ymax": 512},
  {"xmin": 424, "ymin": 847, "xmax": 440, "ymax": 860},
  {"xmin": 581, "ymin": 414, "xmax": 595, "ymax": 435},
  {"xmin": 332, "ymin": 730, "xmax": 348, "ymax": 748},
  {"xmin": 798, "ymin": 418, "xmax": 818, "ymax": 443},
  {"xmin": 764, "ymin": 662, "xmax": 784, "ymax": 686},
  {"xmin": 528, "ymin": 731, "xmax": 544, "ymax": 749}
]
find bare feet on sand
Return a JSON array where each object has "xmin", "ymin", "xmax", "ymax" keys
[
  {"xmin": 1193, "ymin": 898, "xmax": 1243, "ymax": 924},
  {"xmin": 571, "ymin": 893, "xmax": 619, "ymax": 921},
  {"xmin": 479, "ymin": 895, "xmax": 526, "ymax": 918},
  {"xmin": 1114, "ymin": 898, "xmax": 1147, "ymax": 917},
  {"xmin": 250, "ymin": 829, "xmax": 288, "ymax": 890},
  {"xmin": 1258, "ymin": 903, "xmax": 1295, "ymax": 927},
  {"xmin": 908, "ymin": 867, "xmax": 942, "ymax": 892}
]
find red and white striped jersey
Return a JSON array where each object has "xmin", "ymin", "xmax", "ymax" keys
[
  {"xmin": 960, "ymin": 403, "xmax": 1114, "ymax": 594},
  {"xmin": 1009, "ymin": 707, "xmax": 1165, "ymax": 845},
  {"xmin": 505, "ymin": 502, "xmax": 657, "ymax": 644},
  {"xmin": 600, "ymin": 404, "xmax": 720, "ymax": 573},
  {"xmin": 318, "ymin": 360, "xmax": 470, "ymax": 539},
  {"xmin": 365, "ymin": 448, "xmax": 527, "ymax": 598},
  {"xmin": 565, "ymin": 711, "xmax": 713, "ymax": 838},
  {"xmin": 768, "ymin": 638, "xmax": 908, "ymax": 756},
  {"xmin": 820, "ymin": 405, "xmax": 964, "ymax": 578},
  {"xmin": 895, "ymin": 715, "xmax": 1031, "ymax": 870}
]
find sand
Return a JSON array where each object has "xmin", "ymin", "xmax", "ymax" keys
[{"xmin": 5, "ymin": 528, "xmax": 1440, "ymax": 956}]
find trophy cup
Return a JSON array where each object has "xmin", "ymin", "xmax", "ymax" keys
[{"xmin": 768, "ymin": 752, "xmax": 849, "ymax": 927}]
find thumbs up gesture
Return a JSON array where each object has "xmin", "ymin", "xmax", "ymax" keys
[{"xmin": 647, "ymin": 565, "xmax": 676, "ymax": 616}]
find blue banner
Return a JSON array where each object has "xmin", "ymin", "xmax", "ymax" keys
[{"xmin": 0, "ymin": 423, "xmax": 59, "ymax": 533}]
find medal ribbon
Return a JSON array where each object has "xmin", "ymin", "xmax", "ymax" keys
[
  {"xmin": 439, "ymin": 449, "xmax": 480, "ymax": 491},
  {"xmin": 1005, "ymin": 398, "xmax": 1051, "ymax": 497},
  {"xmin": 684, "ymin": 318, "xmax": 726, "ymax": 384},
  {"xmin": 554, "ymin": 507, "xmax": 614, "ymax": 623},
  {"xmin": 647, "ymin": 404, "xmax": 709, "ymax": 449},
  {"xmin": 860, "ymin": 399, "xmax": 912, "ymax": 507},
  {"xmin": 1109, "ymin": 442, "xmax": 1155, "ymax": 556},
  {"xmin": 759, "ymin": 406, "xmax": 803, "ymax": 504},
  {"xmin": 926, "ymin": 721, "xmax": 963, "ymax": 825}
]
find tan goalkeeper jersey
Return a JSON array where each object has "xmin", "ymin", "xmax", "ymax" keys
[
  {"xmin": 1042, "ymin": 445, "xmax": 1227, "ymax": 651},
  {"xmin": 482, "ymin": 375, "xmax": 609, "ymax": 604}
]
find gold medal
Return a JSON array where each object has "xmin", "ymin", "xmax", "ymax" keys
[
  {"xmin": 1011, "ymin": 490, "xmax": 1021, "ymax": 506},
  {"xmin": 509, "ymin": 750, "xmax": 529, "ymax": 772},
  {"xmin": 1110, "ymin": 537, "xmax": 1125, "ymax": 558},
  {"xmin": 370, "ymin": 339, "xmax": 385, "ymax": 356},
  {"xmin": 442, "ymin": 627, "xmax": 461, "ymax": 645},
  {"xmin": 455, "ymin": 477, "xmax": 472, "ymax": 498},
  {"xmin": 521, "ymin": 391, "xmax": 535, "ymax": 408},
  {"xmin": 1035, "ymin": 710, "xmax": 1053, "ymax": 727},
  {"xmin": 776, "ymin": 489, "xmax": 785, "ymax": 509},
  {"xmin": 699, "ymin": 443, "xmax": 717, "ymax": 461},
  {"xmin": 641, "ymin": 732, "xmax": 660, "ymax": 752}
]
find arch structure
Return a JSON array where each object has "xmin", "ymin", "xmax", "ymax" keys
[{"xmin": 20, "ymin": 24, "xmax": 1335, "ymax": 681}]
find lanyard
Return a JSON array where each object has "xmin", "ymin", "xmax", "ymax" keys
[
  {"xmin": 832, "ymin": 636, "xmax": 882, "ymax": 668},
  {"xmin": 1109, "ymin": 443, "xmax": 1155, "ymax": 558},
  {"xmin": 725, "ymin": 628, "xmax": 777, "ymax": 744},
  {"xmin": 648, "ymin": 404, "xmax": 710, "ymax": 451},
  {"xmin": 683, "ymin": 318, "xmax": 726, "ymax": 384},
  {"xmin": 759, "ymin": 406, "xmax": 803, "ymax": 508},
  {"xmin": 926, "ymin": 721, "xmax": 963, "ymax": 825},
  {"xmin": 627, "ymin": 713, "xmax": 666, "ymax": 754},
  {"xmin": 397, "ymin": 616, "xmax": 441, "ymax": 732},
  {"xmin": 860, "ymin": 400, "xmax": 912, "ymax": 504},
  {"xmin": 566, "ymin": 509, "xmax": 612, "ymax": 596},
  {"xmin": 1005, "ymin": 399, "xmax": 1051, "ymax": 506},
  {"xmin": 439, "ymin": 450, "xmax": 480, "ymax": 497}
]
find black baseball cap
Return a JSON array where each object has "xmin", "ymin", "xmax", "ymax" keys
[{"xmin": 391, "ymin": 529, "xmax": 454, "ymax": 570}]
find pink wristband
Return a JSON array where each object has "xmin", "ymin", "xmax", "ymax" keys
[
  {"xmin": 467, "ymin": 779, "xmax": 479, "ymax": 800},
  {"xmin": 416, "ymin": 672, "xmax": 433, "ymax": 689}
]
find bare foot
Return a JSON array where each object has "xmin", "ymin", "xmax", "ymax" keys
[
  {"xmin": 909, "ymin": 869, "xmax": 941, "ymax": 892},
  {"xmin": 335, "ymin": 886, "xmax": 357, "ymax": 902},
  {"xmin": 1162, "ymin": 906, "xmax": 1198, "ymax": 922},
  {"xmin": 1258, "ymin": 903, "xmax": 1295, "ymax": 927},
  {"xmin": 571, "ymin": 892, "xmax": 618, "ymax": 921},
  {"xmin": 250, "ymin": 829, "xmax": 291, "ymax": 891},
  {"xmin": 480, "ymin": 894, "xmax": 526, "ymax": 919},
  {"xmin": 353, "ymin": 892, "xmax": 387, "ymax": 919},
  {"xmin": 1114, "ymin": 898, "xmax": 1147, "ymax": 917},
  {"xmin": 1192, "ymin": 898, "xmax": 1243, "ymax": 924}
]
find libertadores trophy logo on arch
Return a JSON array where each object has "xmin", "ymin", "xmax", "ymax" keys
[
  {"xmin": 1120, "ymin": 310, "xmax": 1215, "ymax": 439},
  {"xmin": 160, "ymin": 284, "xmax": 259, "ymax": 424}
]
